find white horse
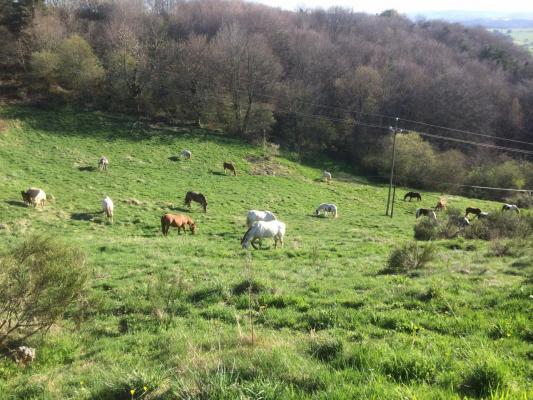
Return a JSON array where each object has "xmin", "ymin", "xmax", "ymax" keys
[
  {"xmin": 102, "ymin": 196, "xmax": 114, "ymax": 222},
  {"xmin": 21, "ymin": 188, "xmax": 46, "ymax": 208},
  {"xmin": 98, "ymin": 156, "xmax": 109, "ymax": 170},
  {"xmin": 181, "ymin": 149, "xmax": 192, "ymax": 160},
  {"xmin": 315, "ymin": 203, "xmax": 338, "ymax": 218},
  {"xmin": 502, "ymin": 204, "xmax": 520, "ymax": 214},
  {"xmin": 322, "ymin": 170, "xmax": 332, "ymax": 183},
  {"xmin": 416, "ymin": 208, "xmax": 436, "ymax": 220},
  {"xmin": 246, "ymin": 210, "xmax": 277, "ymax": 228},
  {"xmin": 241, "ymin": 220, "xmax": 286, "ymax": 249}
]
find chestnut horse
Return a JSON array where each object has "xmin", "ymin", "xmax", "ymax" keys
[
  {"xmin": 404, "ymin": 191, "xmax": 422, "ymax": 201},
  {"xmin": 184, "ymin": 191, "xmax": 208, "ymax": 212},
  {"xmin": 465, "ymin": 207, "xmax": 482, "ymax": 218},
  {"xmin": 161, "ymin": 213, "xmax": 196, "ymax": 236},
  {"xmin": 223, "ymin": 162, "xmax": 236, "ymax": 176},
  {"xmin": 435, "ymin": 197, "xmax": 447, "ymax": 211}
]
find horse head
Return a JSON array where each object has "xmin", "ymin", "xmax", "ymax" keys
[{"xmin": 190, "ymin": 222, "xmax": 197, "ymax": 234}]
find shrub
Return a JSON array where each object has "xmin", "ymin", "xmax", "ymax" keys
[
  {"xmin": 0, "ymin": 236, "xmax": 88, "ymax": 348},
  {"xmin": 488, "ymin": 240, "xmax": 525, "ymax": 257},
  {"xmin": 386, "ymin": 242, "xmax": 436, "ymax": 273},
  {"xmin": 461, "ymin": 360, "xmax": 509, "ymax": 397},
  {"xmin": 465, "ymin": 212, "xmax": 532, "ymax": 240},
  {"xmin": 414, "ymin": 218, "xmax": 439, "ymax": 241},
  {"xmin": 504, "ymin": 192, "xmax": 532, "ymax": 209}
]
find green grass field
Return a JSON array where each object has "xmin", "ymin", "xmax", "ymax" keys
[
  {"xmin": 0, "ymin": 107, "xmax": 531, "ymax": 399},
  {"xmin": 492, "ymin": 28, "xmax": 533, "ymax": 52}
]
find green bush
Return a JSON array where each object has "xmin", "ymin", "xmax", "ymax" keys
[
  {"xmin": 0, "ymin": 236, "xmax": 88, "ymax": 348},
  {"xmin": 414, "ymin": 218, "xmax": 439, "ymax": 241},
  {"xmin": 386, "ymin": 242, "xmax": 436, "ymax": 273},
  {"xmin": 465, "ymin": 212, "xmax": 532, "ymax": 240}
]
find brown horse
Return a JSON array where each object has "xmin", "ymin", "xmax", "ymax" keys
[
  {"xmin": 465, "ymin": 207, "xmax": 482, "ymax": 218},
  {"xmin": 404, "ymin": 191, "xmax": 422, "ymax": 201},
  {"xmin": 435, "ymin": 197, "xmax": 447, "ymax": 211},
  {"xmin": 161, "ymin": 213, "xmax": 196, "ymax": 236},
  {"xmin": 223, "ymin": 162, "xmax": 236, "ymax": 176},
  {"xmin": 184, "ymin": 191, "xmax": 208, "ymax": 212}
]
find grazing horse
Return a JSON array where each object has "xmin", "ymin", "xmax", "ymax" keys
[
  {"xmin": 181, "ymin": 150, "xmax": 192, "ymax": 160},
  {"xmin": 322, "ymin": 170, "xmax": 332, "ymax": 183},
  {"xmin": 21, "ymin": 188, "xmax": 46, "ymax": 207},
  {"xmin": 102, "ymin": 196, "xmax": 114, "ymax": 222},
  {"xmin": 223, "ymin": 162, "xmax": 237, "ymax": 176},
  {"xmin": 98, "ymin": 156, "xmax": 109, "ymax": 171},
  {"xmin": 241, "ymin": 220, "xmax": 286, "ymax": 249},
  {"xmin": 502, "ymin": 204, "xmax": 520, "ymax": 214},
  {"xmin": 404, "ymin": 192, "xmax": 422, "ymax": 201},
  {"xmin": 184, "ymin": 191, "xmax": 208, "ymax": 212},
  {"xmin": 416, "ymin": 208, "xmax": 437, "ymax": 220},
  {"xmin": 315, "ymin": 203, "xmax": 338, "ymax": 218},
  {"xmin": 246, "ymin": 210, "xmax": 277, "ymax": 228},
  {"xmin": 465, "ymin": 207, "xmax": 482, "ymax": 218},
  {"xmin": 161, "ymin": 213, "xmax": 196, "ymax": 236},
  {"xmin": 435, "ymin": 197, "xmax": 447, "ymax": 211}
]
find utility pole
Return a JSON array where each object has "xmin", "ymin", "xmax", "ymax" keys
[{"xmin": 385, "ymin": 117, "xmax": 399, "ymax": 217}]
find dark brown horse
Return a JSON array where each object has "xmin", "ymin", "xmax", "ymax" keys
[
  {"xmin": 403, "ymin": 192, "xmax": 422, "ymax": 201},
  {"xmin": 465, "ymin": 207, "xmax": 482, "ymax": 218},
  {"xmin": 161, "ymin": 213, "xmax": 196, "ymax": 236},
  {"xmin": 223, "ymin": 162, "xmax": 236, "ymax": 176},
  {"xmin": 184, "ymin": 191, "xmax": 208, "ymax": 212}
]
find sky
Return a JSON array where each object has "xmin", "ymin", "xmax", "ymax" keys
[{"xmin": 249, "ymin": 0, "xmax": 533, "ymax": 15}]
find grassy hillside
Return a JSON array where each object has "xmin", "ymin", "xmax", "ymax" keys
[{"xmin": 0, "ymin": 107, "xmax": 531, "ymax": 399}]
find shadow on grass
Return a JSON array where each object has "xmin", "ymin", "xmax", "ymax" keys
[
  {"xmin": 210, "ymin": 170, "xmax": 226, "ymax": 176},
  {"xmin": 78, "ymin": 165, "xmax": 97, "ymax": 172},
  {"xmin": 5, "ymin": 200, "xmax": 27, "ymax": 208},
  {"xmin": 71, "ymin": 212, "xmax": 98, "ymax": 221},
  {"xmin": 168, "ymin": 155, "xmax": 181, "ymax": 162}
]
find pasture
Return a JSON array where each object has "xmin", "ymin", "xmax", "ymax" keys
[
  {"xmin": 0, "ymin": 107, "xmax": 531, "ymax": 399},
  {"xmin": 493, "ymin": 28, "xmax": 533, "ymax": 52}
]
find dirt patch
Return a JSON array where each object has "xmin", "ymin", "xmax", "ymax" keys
[{"xmin": 245, "ymin": 154, "xmax": 289, "ymax": 176}]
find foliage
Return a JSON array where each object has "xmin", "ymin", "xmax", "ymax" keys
[
  {"xmin": 386, "ymin": 242, "xmax": 436, "ymax": 273},
  {"xmin": 0, "ymin": 235, "xmax": 88, "ymax": 348},
  {"xmin": 414, "ymin": 218, "xmax": 440, "ymax": 241},
  {"xmin": 31, "ymin": 35, "xmax": 104, "ymax": 98}
]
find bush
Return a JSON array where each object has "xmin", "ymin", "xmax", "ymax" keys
[
  {"xmin": 465, "ymin": 212, "xmax": 533, "ymax": 240},
  {"xmin": 0, "ymin": 236, "xmax": 88, "ymax": 348},
  {"xmin": 413, "ymin": 218, "xmax": 439, "ymax": 241},
  {"xmin": 386, "ymin": 242, "xmax": 436, "ymax": 273},
  {"xmin": 504, "ymin": 192, "xmax": 532, "ymax": 209}
]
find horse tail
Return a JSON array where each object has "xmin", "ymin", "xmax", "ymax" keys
[
  {"xmin": 403, "ymin": 193, "xmax": 408, "ymax": 200},
  {"xmin": 241, "ymin": 226, "xmax": 254, "ymax": 245},
  {"xmin": 161, "ymin": 215, "xmax": 167, "ymax": 235}
]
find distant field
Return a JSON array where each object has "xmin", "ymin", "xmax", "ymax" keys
[
  {"xmin": 492, "ymin": 28, "xmax": 533, "ymax": 52},
  {"xmin": 0, "ymin": 107, "xmax": 532, "ymax": 399}
]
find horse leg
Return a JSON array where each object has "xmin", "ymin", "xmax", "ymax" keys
[{"xmin": 251, "ymin": 238, "xmax": 260, "ymax": 250}]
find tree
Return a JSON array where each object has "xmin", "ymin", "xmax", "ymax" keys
[
  {"xmin": 213, "ymin": 23, "xmax": 281, "ymax": 138},
  {"xmin": 30, "ymin": 34, "xmax": 103, "ymax": 99},
  {"xmin": 0, "ymin": 236, "xmax": 88, "ymax": 347}
]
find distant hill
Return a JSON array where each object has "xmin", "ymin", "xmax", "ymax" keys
[{"xmin": 409, "ymin": 10, "xmax": 533, "ymax": 29}]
